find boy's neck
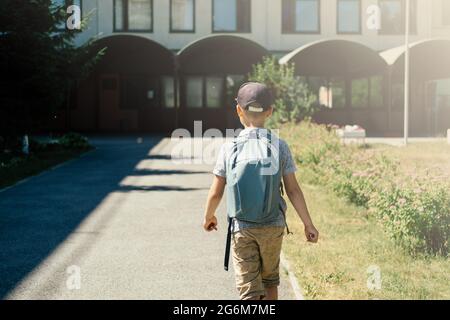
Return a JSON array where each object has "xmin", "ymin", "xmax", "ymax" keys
[{"xmin": 244, "ymin": 124, "xmax": 266, "ymax": 129}]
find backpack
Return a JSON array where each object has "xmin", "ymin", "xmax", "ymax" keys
[
  {"xmin": 226, "ymin": 129, "xmax": 282, "ymax": 223},
  {"xmin": 223, "ymin": 129, "xmax": 286, "ymax": 271}
]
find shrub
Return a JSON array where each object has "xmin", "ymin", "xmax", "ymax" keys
[
  {"xmin": 284, "ymin": 121, "xmax": 450, "ymax": 256},
  {"xmin": 58, "ymin": 132, "xmax": 90, "ymax": 149},
  {"xmin": 371, "ymin": 184, "xmax": 450, "ymax": 256},
  {"xmin": 248, "ymin": 56, "xmax": 317, "ymax": 127}
]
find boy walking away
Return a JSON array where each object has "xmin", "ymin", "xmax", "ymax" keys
[{"xmin": 203, "ymin": 82, "xmax": 319, "ymax": 300}]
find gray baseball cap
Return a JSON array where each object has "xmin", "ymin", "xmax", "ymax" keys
[{"xmin": 236, "ymin": 82, "xmax": 274, "ymax": 113}]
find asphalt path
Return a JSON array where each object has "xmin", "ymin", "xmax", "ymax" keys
[{"xmin": 0, "ymin": 136, "xmax": 295, "ymax": 300}]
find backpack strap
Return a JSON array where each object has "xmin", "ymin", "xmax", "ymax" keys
[
  {"xmin": 224, "ymin": 217, "xmax": 233, "ymax": 271},
  {"xmin": 231, "ymin": 139, "xmax": 239, "ymax": 171}
]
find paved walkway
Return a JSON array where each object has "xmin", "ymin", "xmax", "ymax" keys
[{"xmin": 0, "ymin": 137, "xmax": 295, "ymax": 300}]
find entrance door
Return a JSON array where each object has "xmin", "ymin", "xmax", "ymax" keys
[
  {"xmin": 138, "ymin": 77, "xmax": 164, "ymax": 132},
  {"xmin": 98, "ymin": 74, "xmax": 120, "ymax": 132}
]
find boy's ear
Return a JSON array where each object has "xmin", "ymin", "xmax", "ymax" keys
[
  {"xmin": 266, "ymin": 106, "xmax": 274, "ymax": 118},
  {"xmin": 236, "ymin": 104, "xmax": 244, "ymax": 117}
]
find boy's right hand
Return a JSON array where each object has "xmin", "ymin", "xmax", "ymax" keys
[{"xmin": 203, "ymin": 216, "xmax": 218, "ymax": 232}]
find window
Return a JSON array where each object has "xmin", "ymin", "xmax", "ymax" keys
[
  {"xmin": 114, "ymin": 0, "xmax": 153, "ymax": 32},
  {"xmin": 379, "ymin": 0, "xmax": 416, "ymax": 35},
  {"xmin": 308, "ymin": 77, "xmax": 328, "ymax": 107},
  {"xmin": 369, "ymin": 76, "xmax": 383, "ymax": 108},
  {"xmin": 337, "ymin": 0, "xmax": 361, "ymax": 34},
  {"xmin": 282, "ymin": 0, "xmax": 320, "ymax": 34},
  {"xmin": 171, "ymin": 0, "xmax": 195, "ymax": 32},
  {"xmin": 212, "ymin": 0, "xmax": 251, "ymax": 33},
  {"xmin": 391, "ymin": 82, "xmax": 404, "ymax": 109},
  {"xmin": 309, "ymin": 77, "xmax": 346, "ymax": 109},
  {"xmin": 206, "ymin": 77, "xmax": 224, "ymax": 108},
  {"xmin": 186, "ymin": 77, "xmax": 203, "ymax": 108},
  {"xmin": 330, "ymin": 78, "xmax": 346, "ymax": 108},
  {"xmin": 352, "ymin": 78, "xmax": 369, "ymax": 108},
  {"xmin": 443, "ymin": 0, "xmax": 450, "ymax": 26},
  {"xmin": 351, "ymin": 76, "xmax": 384, "ymax": 108},
  {"xmin": 226, "ymin": 75, "xmax": 245, "ymax": 98},
  {"xmin": 162, "ymin": 77, "xmax": 176, "ymax": 108}
]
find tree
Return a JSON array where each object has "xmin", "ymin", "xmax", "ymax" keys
[
  {"xmin": 248, "ymin": 56, "xmax": 317, "ymax": 128},
  {"xmin": 0, "ymin": 0, "xmax": 103, "ymax": 149}
]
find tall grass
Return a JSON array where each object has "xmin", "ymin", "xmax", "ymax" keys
[{"xmin": 282, "ymin": 120, "xmax": 450, "ymax": 256}]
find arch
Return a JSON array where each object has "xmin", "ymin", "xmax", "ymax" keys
[
  {"xmin": 176, "ymin": 35, "xmax": 269, "ymax": 133},
  {"xmin": 280, "ymin": 39, "xmax": 388, "ymax": 77},
  {"xmin": 380, "ymin": 38, "xmax": 450, "ymax": 80},
  {"xmin": 178, "ymin": 35, "xmax": 269, "ymax": 74},
  {"xmin": 92, "ymin": 34, "xmax": 175, "ymax": 74},
  {"xmin": 381, "ymin": 38, "xmax": 450, "ymax": 137},
  {"xmin": 71, "ymin": 35, "xmax": 177, "ymax": 133}
]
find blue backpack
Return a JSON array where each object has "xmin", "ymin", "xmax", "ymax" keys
[
  {"xmin": 223, "ymin": 129, "xmax": 286, "ymax": 271},
  {"xmin": 226, "ymin": 130, "xmax": 282, "ymax": 223}
]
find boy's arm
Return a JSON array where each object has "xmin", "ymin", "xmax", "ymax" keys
[
  {"xmin": 283, "ymin": 173, "xmax": 319, "ymax": 243},
  {"xmin": 203, "ymin": 175, "xmax": 226, "ymax": 232}
]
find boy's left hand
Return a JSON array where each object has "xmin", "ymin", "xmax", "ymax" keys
[
  {"xmin": 305, "ymin": 225, "xmax": 319, "ymax": 243},
  {"xmin": 203, "ymin": 216, "xmax": 218, "ymax": 232}
]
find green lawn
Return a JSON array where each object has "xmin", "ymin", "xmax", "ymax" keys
[
  {"xmin": 283, "ymin": 142, "xmax": 450, "ymax": 300},
  {"xmin": 0, "ymin": 147, "xmax": 92, "ymax": 189}
]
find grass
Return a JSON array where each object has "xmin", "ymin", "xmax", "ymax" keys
[
  {"xmin": 371, "ymin": 142, "xmax": 450, "ymax": 178},
  {"xmin": 282, "ymin": 142, "xmax": 450, "ymax": 300},
  {"xmin": 0, "ymin": 147, "xmax": 92, "ymax": 189}
]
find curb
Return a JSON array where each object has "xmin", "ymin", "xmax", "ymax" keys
[
  {"xmin": 280, "ymin": 251, "xmax": 305, "ymax": 300},
  {"xmin": 0, "ymin": 148, "xmax": 96, "ymax": 194}
]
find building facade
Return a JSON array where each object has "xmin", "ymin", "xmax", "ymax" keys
[{"xmin": 60, "ymin": 0, "xmax": 450, "ymax": 136}]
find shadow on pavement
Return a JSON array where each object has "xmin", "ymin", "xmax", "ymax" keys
[
  {"xmin": 0, "ymin": 136, "xmax": 170, "ymax": 298},
  {"xmin": 131, "ymin": 169, "xmax": 209, "ymax": 176},
  {"xmin": 117, "ymin": 185, "xmax": 207, "ymax": 192}
]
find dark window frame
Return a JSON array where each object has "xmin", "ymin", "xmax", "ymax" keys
[
  {"xmin": 184, "ymin": 75, "xmax": 229, "ymax": 109},
  {"xmin": 336, "ymin": 0, "xmax": 362, "ymax": 35},
  {"xmin": 282, "ymin": 0, "xmax": 321, "ymax": 34},
  {"xmin": 170, "ymin": 0, "xmax": 196, "ymax": 33},
  {"xmin": 113, "ymin": 0, "xmax": 154, "ymax": 33},
  {"xmin": 211, "ymin": 0, "xmax": 252, "ymax": 34},
  {"xmin": 162, "ymin": 75, "xmax": 177, "ymax": 108},
  {"xmin": 378, "ymin": 0, "xmax": 417, "ymax": 35},
  {"xmin": 185, "ymin": 75, "xmax": 205, "ymax": 109}
]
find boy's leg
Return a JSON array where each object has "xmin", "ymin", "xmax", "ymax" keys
[
  {"xmin": 231, "ymin": 230, "xmax": 265, "ymax": 300},
  {"xmin": 254, "ymin": 227, "xmax": 285, "ymax": 300},
  {"xmin": 263, "ymin": 286, "xmax": 278, "ymax": 300}
]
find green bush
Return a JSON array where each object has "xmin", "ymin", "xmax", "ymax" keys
[
  {"xmin": 371, "ymin": 184, "xmax": 450, "ymax": 256},
  {"xmin": 284, "ymin": 121, "xmax": 450, "ymax": 256},
  {"xmin": 58, "ymin": 132, "xmax": 90, "ymax": 149},
  {"xmin": 248, "ymin": 56, "xmax": 317, "ymax": 128}
]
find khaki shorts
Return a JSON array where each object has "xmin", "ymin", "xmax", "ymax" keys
[{"xmin": 231, "ymin": 226, "xmax": 284, "ymax": 300}]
